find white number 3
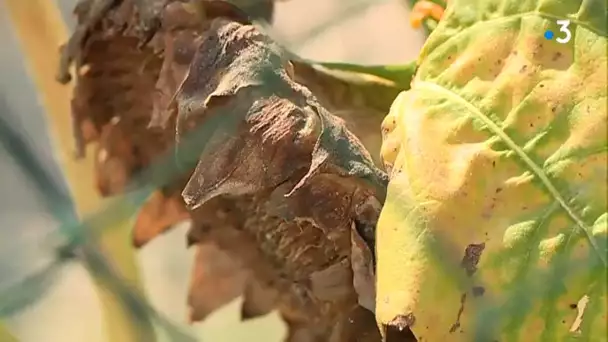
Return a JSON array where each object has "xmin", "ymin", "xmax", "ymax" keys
[{"xmin": 556, "ymin": 20, "xmax": 572, "ymax": 44}]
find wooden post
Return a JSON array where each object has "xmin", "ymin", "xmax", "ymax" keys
[{"xmin": 2, "ymin": 1, "xmax": 155, "ymax": 341}]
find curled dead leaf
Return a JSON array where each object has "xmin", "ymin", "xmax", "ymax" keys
[
  {"xmin": 132, "ymin": 190, "xmax": 190, "ymax": 248},
  {"xmin": 62, "ymin": 1, "xmax": 389, "ymax": 340},
  {"xmin": 163, "ymin": 17, "xmax": 387, "ymax": 339},
  {"xmin": 240, "ymin": 277, "xmax": 279, "ymax": 320},
  {"xmin": 187, "ymin": 241, "xmax": 250, "ymax": 322},
  {"xmin": 351, "ymin": 223, "xmax": 376, "ymax": 312}
]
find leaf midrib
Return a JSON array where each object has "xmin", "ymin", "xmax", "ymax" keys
[{"xmin": 416, "ymin": 80, "xmax": 607, "ymax": 267}]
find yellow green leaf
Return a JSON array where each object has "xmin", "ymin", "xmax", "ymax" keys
[
  {"xmin": 376, "ymin": 0, "xmax": 607, "ymax": 340},
  {"xmin": 0, "ymin": 323, "xmax": 18, "ymax": 342}
]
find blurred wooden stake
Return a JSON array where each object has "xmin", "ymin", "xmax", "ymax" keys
[{"xmin": 2, "ymin": 0, "xmax": 155, "ymax": 341}]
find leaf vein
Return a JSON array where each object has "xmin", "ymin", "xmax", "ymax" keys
[{"xmin": 416, "ymin": 80, "xmax": 607, "ymax": 267}]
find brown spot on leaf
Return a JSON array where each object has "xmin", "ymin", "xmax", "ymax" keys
[
  {"xmin": 449, "ymin": 294, "xmax": 467, "ymax": 333},
  {"xmin": 552, "ymin": 52, "xmax": 563, "ymax": 61},
  {"xmin": 472, "ymin": 286, "xmax": 485, "ymax": 297},
  {"xmin": 461, "ymin": 243, "xmax": 485, "ymax": 276}
]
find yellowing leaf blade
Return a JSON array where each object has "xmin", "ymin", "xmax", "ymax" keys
[{"xmin": 377, "ymin": 0, "xmax": 607, "ymax": 340}]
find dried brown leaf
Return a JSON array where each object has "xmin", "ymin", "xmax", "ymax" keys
[
  {"xmin": 290, "ymin": 62, "xmax": 402, "ymax": 162},
  {"xmin": 290, "ymin": 62, "xmax": 401, "ymax": 115},
  {"xmin": 351, "ymin": 223, "xmax": 375, "ymax": 312},
  {"xmin": 132, "ymin": 190, "xmax": 190, "ymax": 248},
  {"xmin": 61, "ymin": 0, "xmax": 262, "ymax": 157},
  {"xmin": 240, "ymin": 277, "xmax": 279, "ymax": 320},
  {"xmin": 187, "ymin": 241, "xmax": 250, "ymax": 322},
  {"xmin": 64, "ymin": 1, "xmax": 174, "ymax": 198},
  {"xmin": 172, "ymin": 20, "xmax": 387, "ymax": 207},
  {"xmin": 334, "ymin": 306, "xmax": 383, "ymax": 342},
  {"xmin": 163, "ymin": 18, "xmax": 387, "ymax": 339},
  {"xmin": 62, "ymin": 1, "xmax": 388, "ymax": 340}
]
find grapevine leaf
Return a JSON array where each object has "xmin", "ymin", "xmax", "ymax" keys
[
  {"xmin": 377, "ymin": 0, "xmax": 607, "ymax": 341},
  {"xmin": 132, "ymin": 191, "xmax": 190, "ymax": 248},
  {"xmin": 187, "ymin": 242, "xmax": 250, "ymax": 322},
  {"xmin": 63, "ymin": 0, "xmax": 389, "ymax": 339},
  {"xmin": 169, "ymin": 17, "xmax": 388, "ymax": 340},
  {"xmin": 240, "ymin": 277, "xmax": 279, "ymax": 320},
  {"xmin": 309, "ymin": 62, "xmax": 417, "ymax": 90},
  {"xmin": 290, "ymin": 61, "xmax": 411, "ymax": 165}
]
